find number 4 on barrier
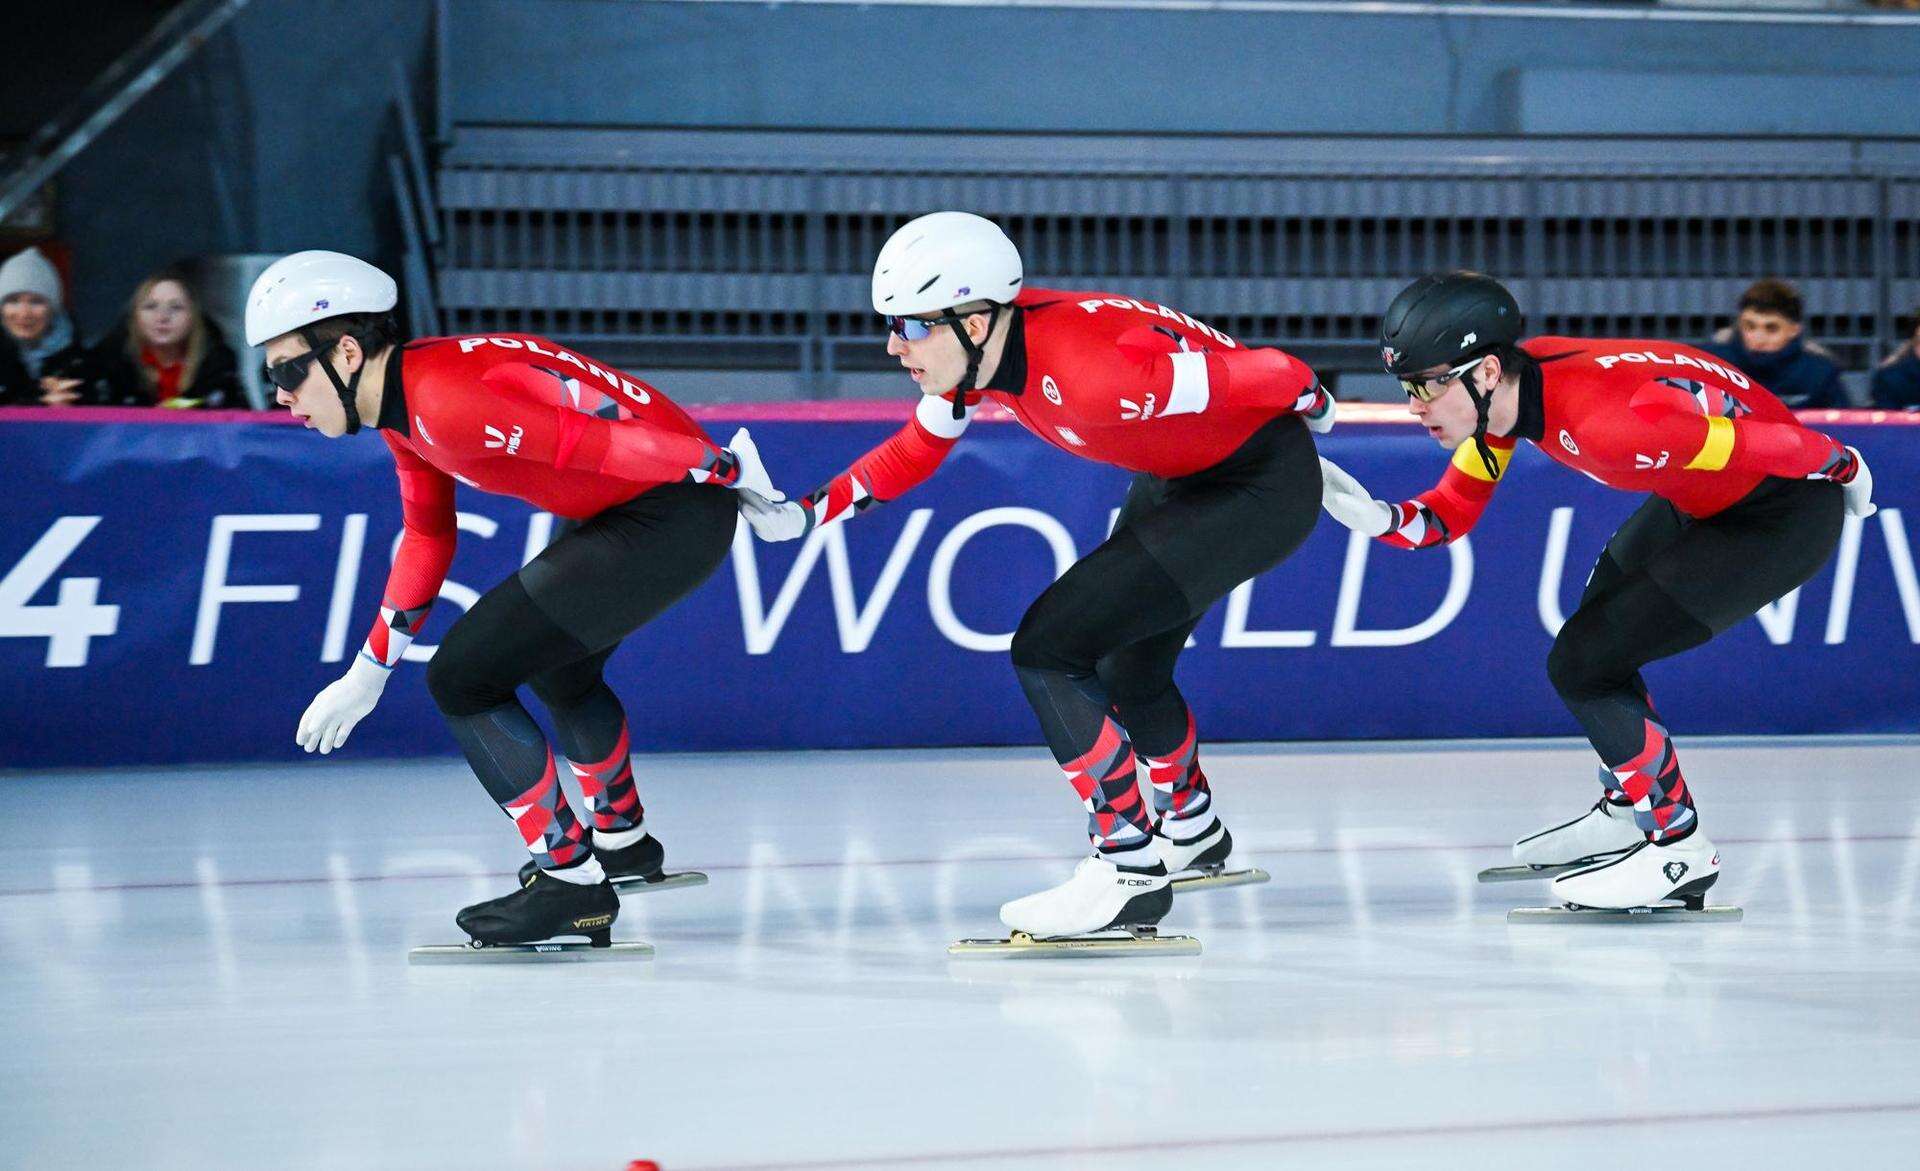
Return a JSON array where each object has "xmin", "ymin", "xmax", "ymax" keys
[{"xmin": 0, "ymin": 517, "xmax": 120, "ymax": 667}]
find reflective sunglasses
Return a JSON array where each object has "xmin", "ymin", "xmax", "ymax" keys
[
  {"xmin": 262, "ymin": 337, "xmax": 338, "ymax": 393},
  {"xmin": 884, "ymin": 311, "xmax": 977, "ymax": 342},
  {"xmin": 1399, "ymin": 354, "xmax": 1490, "ymax": 403}
]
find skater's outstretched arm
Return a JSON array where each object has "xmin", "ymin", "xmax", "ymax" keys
[
  {"xmin": 1319, "ymin": 438, "xmax": 1512, "ymax": 549},
  {"xmin": 739, "ymin": 392, "xmax": 975, "ymax": 542}
]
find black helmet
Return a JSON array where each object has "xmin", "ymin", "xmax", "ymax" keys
[{"xmin": 1380, "ymin": 272, "xmax": 1523, "ymax": 378}]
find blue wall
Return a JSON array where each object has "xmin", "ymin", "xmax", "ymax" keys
[{"xmin": 444, "ymin": 0, "xmax": 1920, "ymax": 136}]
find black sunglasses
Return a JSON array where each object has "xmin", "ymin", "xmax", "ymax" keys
[
  {"xmin": 262, "ymin": 337, "xmax": 338, "ymax": 393},
  {"xmin": 884, "ymin": 311, "xmax": 984, "ymax": 341}
]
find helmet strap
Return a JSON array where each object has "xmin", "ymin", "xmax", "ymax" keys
[
  {"xmin": 1465, "ymin": 362, "xmax": 1500, "ymax": 480},
  {"xmin": 303, "ymin": 326, "xmax": 363, "ymax": 435},
  {"xmin": 944, "ymin": 305, "xmax": 1000, "ymax": 420}
]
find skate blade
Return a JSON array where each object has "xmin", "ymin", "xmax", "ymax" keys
[
  {"xmin": 408, "ymin": 940, "xmax": 657, "ymax": 964},
  {"xmin": 946, "ymin": 928, "xmax": 1201, "ymax": 959},
  {"xmin": 1507, "ymin": 904, "xmax": 1743, "ymax": 924},
  {"xmin": 1478, "ymin": 862, "xmax": 1591, "ymax": 883},
  {"xmin": 609, "ymin": 870, "xmax": 708, "ymax": 893},
  {"xmin": 1170, "ymin": 866, "xmax": 1270, "ymax": 892}
]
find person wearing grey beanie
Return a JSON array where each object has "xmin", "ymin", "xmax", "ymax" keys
[{"xmin": 1, "ymin": 247, "xmax": 90, "ymax": 406}]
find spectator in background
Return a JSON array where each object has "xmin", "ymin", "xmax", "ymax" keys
[
  {"xmin": 1703, "ymin": 278, "xmax": 1845, "ymax": 410},
  {"xmin": 88, "ymin": 268, "xmax": 244, "ymax": 408},
  {"xmin": 0, "ymin": 246, "xmax": 90, "ymax": 407},
  {"xmin": 1869, "ymin": 313, "xmax": 1920, "ymax": 411}
]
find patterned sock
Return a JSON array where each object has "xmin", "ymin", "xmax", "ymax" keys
[
  {"xmin": 1608, "ymin": 717, "xmax": 1697, "ymax": 842},
  {"xmin": 1596, "ymin": 765, "xmax": 1634, "ymax": 807},
  {"xmin": 1061, "ymin": 717, "xmax": 1155, "ymax": 858},
  {"xmin": 502, "ymin": 749, "xmax": 595, "ymax": 869},
  {"xmin": 447, "ymin": 701, "xmax": 597, "ymax": 873},
  {"xmin": 1138, "ymin": 708, "xmax": 1213, "ymax": 828},
  {"xmin": 571, "ymin": 720, "xmax": 643, "ymax": 834}
]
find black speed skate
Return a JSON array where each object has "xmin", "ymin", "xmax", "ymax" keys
[
  {"xmin": 459, "ymin": 866, "xmax": 618, "ymax": 946},
  {"xmin": 410, "ymin": 869, "xmax": 653, "ymax": 965},
  {"xmin": 516, "ymin": 832, "xmax": 708, "ymax": 893}
]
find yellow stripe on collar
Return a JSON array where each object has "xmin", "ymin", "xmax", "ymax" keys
[{"xmin": 1451, "ymin": 440, "xmax": 1511, "ymax": 481}]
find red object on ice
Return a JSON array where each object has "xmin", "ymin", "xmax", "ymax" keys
[{"xmin": 625, "ymin": 1161, "xmax": 661, "ymax": 1171}]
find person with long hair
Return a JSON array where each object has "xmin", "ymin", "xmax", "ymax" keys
[{"xmin": 88, "ymin": 269, "xmax": 245, "ymax": 408}]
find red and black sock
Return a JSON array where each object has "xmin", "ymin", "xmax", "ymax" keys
[
  {"xmin": 571, "ymin": 720, "xmax": 643, "ymax": 833},
  {"xmin": 1607, "ymin": 716, "xmax": 1697, "ymax": 842},
  {"xmin": 1060, "ymin": 717, "xmax": 1155, "ymax": 858},
  {"xmin": 447, "ymin": 702, "xmax": 594, "ymax": 870},
  {"xmin": 502, "ymin": 748, "xmax": 594, "ymax": 869},
  {"xmin": 1136, "ymin": 707, "xmax": 1212, "ymax": 827}
]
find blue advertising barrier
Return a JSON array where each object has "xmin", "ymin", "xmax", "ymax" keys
[{"xmin": 2, "ymin": 407, "xmax": 1916, "ymax": 769}]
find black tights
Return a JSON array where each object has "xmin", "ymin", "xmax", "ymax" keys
[
  {"xmin": 1546, "ymin": 478, "xmax": 1843, "ymax": 835},
  {"xmin": 1012, "ymin": 416, "xmax": 1322, "ymax": 792},
  {"xmin": 426, "ymin": 482, "xmax": 737, "ymax": 806}
]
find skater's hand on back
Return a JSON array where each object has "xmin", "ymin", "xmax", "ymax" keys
[
  {"xmin": 724, "ymin": 426, "xmax": 813, "ymax": 541},
  {"xmin": 1835, "ymin": 445, "xmax": 1876, "ymax": 519},
  {"xmin": 1317, "ymin": 457, "xmax": 1393, "ymax": 537},
  {"xmin": 1301, "ymin": 382, "xmax": 1336, "ymax": 435},
  {"xmin": 296, "ymin": 656, "xmax": 391, "ymax": 754},
  {"xmin": 724, "ymin": 428, "xmax": 787, "ymax": 506}
]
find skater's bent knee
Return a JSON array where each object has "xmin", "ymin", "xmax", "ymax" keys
[
  {"xmin": 1546, "ymin": 617, "xmax": 1631, "ymax": 702},
  {"xmin": 1550, "ymin": 573, "xmax": 1708, "ymax": 703},
  {"xmin": 1010, "ymin": 605, "xmax": 1092, "ymax": 674},
  {"xmin": 426, "ymin": 641, "xmax": 512, "ymax": 717}
]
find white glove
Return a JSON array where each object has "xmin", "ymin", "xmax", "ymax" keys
[
  {"xmin": 1840, "ymin": 445, "xmax": 1876, "ymax": 519},
  {"xmin": 296, "ymin": 655, "xmax": 391, "ymax": 755},
  {"xmin": 1302, "ymin": 385, "xmax": 1336, "ymax": 435},
  {"xmin": 1318, "ymin": 457, "xmax": 1393, "ymax": 538},
  {"xmin": 739, "ymin": 493, "xmax": 815, "ymax": 542},
  {"xmin": 724, "ymin": 427, "xmax": 786, "ymax": 505}
]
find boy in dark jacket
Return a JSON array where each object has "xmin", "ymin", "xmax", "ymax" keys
[{"xmin": 1702, "ymin": 278, "xmax": 1846, "ymax": 410}]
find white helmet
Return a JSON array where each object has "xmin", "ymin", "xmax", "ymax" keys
[
  {"xmin": 871, "ymin": 212, "xmax": 1023, "ymax": 316},
  {"xmin": 245, "ymin": 250, "xmax": 397, "ymax": 346}
]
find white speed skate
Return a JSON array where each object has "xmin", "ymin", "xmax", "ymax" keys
[
  {"xmin": 1510, "ymin": 833, "xmax": 1739, "ymax": 923},
  {"xmin": 1479, "ymin": 799, "xmax": 1645, "ymax": 883},
  {"xmin": 1155, "ymin": 815, "xmax": 1269, "ymax": 892},
  {"xmin": 948, "ymin": 855, "xmax": 1195, "ymax": 958}
]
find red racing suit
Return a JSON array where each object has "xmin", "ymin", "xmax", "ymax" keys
[
  {"xmin": 795, "ymin": 286, "xmax": 1328, "ymax": 528},
  {"xmin": 358, "ymin": 334, "xmax": 735, "ymax": 667},
  {"xmin": 1376, "ymin": 336, "xmax": 1858, "ymax": 550}
]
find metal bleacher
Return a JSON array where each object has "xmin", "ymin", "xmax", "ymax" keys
[{"xmin": 417, "ymin": 125, "xmax": 1920, "ymax": 398}]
